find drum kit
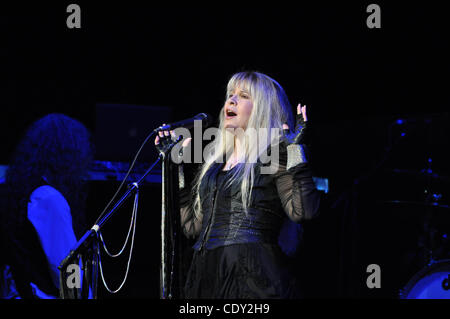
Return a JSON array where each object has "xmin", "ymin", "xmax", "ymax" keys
[
  {"xmin": 381, "ymin": 164, "xmax": 450, "ymax": 299},
  {"xmin": 362, "ymin": 115, "xmax": 450, "ymax": 299}
]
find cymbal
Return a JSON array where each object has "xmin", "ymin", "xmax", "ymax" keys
[
  {"xmin": 379, "ymin": 200, "xmax": 450, "ymax": 211},
  {"xmin": 391, "ymin": 169, "xmax": 450, "ymax": 184}
]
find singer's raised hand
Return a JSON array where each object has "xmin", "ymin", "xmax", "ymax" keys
[
  {"xmin": 154, "ymin": 124, "xmax": 192, "ymax": 154},
  {"xmin": 155, "ymin": 124, "xmax": 175, "ymax": 154},
  {"xmin": 281, "ymin": 104, "xmax": 310, "ymax": 167},
  {"xmin": 282, "ymin": 103, "xmax": 310, "ymax": 145}
]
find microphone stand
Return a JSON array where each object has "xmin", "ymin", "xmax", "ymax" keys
[
  {"xmin": 160, "ymin": 139, "xmax": 182, "ymax": 299},
  {"xmin": 58, "ymin": 154, "xmax": 162, "ymax": 299}
]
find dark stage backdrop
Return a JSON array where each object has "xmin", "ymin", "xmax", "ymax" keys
[{"xmin": 1, "ymin": 3, "xmax": 449, "ymax": 299}]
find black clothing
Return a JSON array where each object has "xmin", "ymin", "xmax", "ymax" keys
[
  {"xmin": 185, "ymin": 243, "xmax": 301, "ymax": 299},
  {"xmin": 180, "ymin": 142, "xmax": 321, "ymax": 298},
  {"xmin": 1, "ymin": 180, "xmax": 59, "ymax": 298},
  {"xmin": 6, "ymin": 219, "xmax": 59, "ymax": 298},
  {"xmin": 192, "ymin": 166, "xmax": 284, "ymax": 251}
]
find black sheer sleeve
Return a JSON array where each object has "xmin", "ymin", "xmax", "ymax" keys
[{"xmin": 274, "ymin": 143, "xmax": 321, "ymax": 223}]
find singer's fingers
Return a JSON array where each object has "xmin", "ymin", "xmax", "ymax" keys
[
  {"xmin": 159, "ymin": 124, "xmax": 168, "ymax": 137},
  {"xmin": 297, "ymin": 103, "xmax": 308, "ymax": 122},
  {"xmin": 170, "ymin": 130, "xmax": 178, "ymax": 142},
  {"xmin": 282, "ymin": 123, "xmax": 290, "ymax": 137},
  {"xmin": 302, "ymin": 105, "xmax": 308, "ymax": 122},
  {"xmin": 155, "ymin": 135, "xmax": 160, "ymax": 145},
  {"xmin": 182, "ymin": 137, "xmax": 192, "ymax": 148}
]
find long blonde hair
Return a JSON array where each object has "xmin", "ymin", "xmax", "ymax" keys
[{"xmin": 192, "ymin": 71, "xmax": 294, "ymax": 218}]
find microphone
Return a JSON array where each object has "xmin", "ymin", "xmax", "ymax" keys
[{"xmin": 154, "ymin": 113, "xmax": 213, "ymax": 132}]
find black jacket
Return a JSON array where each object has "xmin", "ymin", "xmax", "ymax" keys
[{"xmin": 180, "ymin": 141, "xmax": 322, "ymax": 252}]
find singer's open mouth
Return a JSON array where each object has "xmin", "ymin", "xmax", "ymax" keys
[{"xmin": 226, "ymin": 110, "xmax": 237, "ymax": 117}]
